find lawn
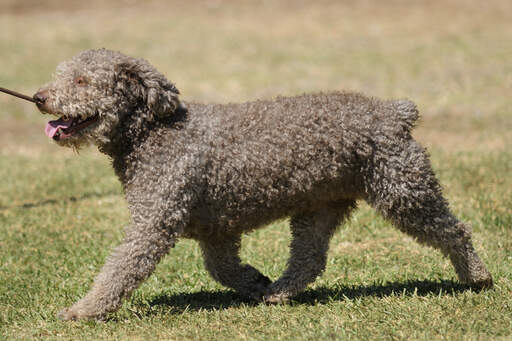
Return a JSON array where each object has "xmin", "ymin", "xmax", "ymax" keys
[{"xmin": 0, "ymin": 0, "xmax": 511, "ymax": 339}]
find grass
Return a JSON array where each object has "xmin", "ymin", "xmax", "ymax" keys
[{"xmin": 0, "ymin": 0, "xmax": 511, "ymax": 339}]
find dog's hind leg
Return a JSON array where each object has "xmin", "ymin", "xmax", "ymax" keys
[
  {"xmin": 364, "ymin": 140, "xmax": 493, "ymax": 288},
  {"xmin": 264, "ymin": 200, "xmax": 356, "ymax": 303},
  {"xmin": 199, "ymin": 234, "xmax": 271, "ymax": 300}
]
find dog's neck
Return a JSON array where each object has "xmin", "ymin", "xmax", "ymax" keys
[{"xmin": 99, "ymin": 107, "xmax": 189, "ymax": 185}]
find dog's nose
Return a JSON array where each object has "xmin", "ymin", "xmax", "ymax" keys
[{"xmin": 33, "ymin": 90, "xmax": 49, "ymax": 104}]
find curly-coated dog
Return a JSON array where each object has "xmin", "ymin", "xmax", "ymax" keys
[{"xmin": 34, "ymin": 49, "xmax": 492, "ymax": 320}]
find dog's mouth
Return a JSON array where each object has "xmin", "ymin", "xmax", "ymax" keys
[{"xmin": 45, "ymin": 114, "xmax": 99, "ymax": 141}]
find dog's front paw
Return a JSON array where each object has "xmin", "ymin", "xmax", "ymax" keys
[
  {"xmin": 263, "ymin": 292, "xmax": 290, "ymax": 304},
  {"xmin": 57, "ymin": 306, "xmax": 106, "ymax": 321},
  {"xmin": 248, "ymin": 273, "xmax": 272, "ymax": 301},
  {"xmin": 58, "ymin": 307, "xmax": 80, "ymax": 321}
]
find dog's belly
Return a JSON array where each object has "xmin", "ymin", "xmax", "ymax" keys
[{"xmin": 184, "ymin": 176, "xmax": 361, "ymax": 239}]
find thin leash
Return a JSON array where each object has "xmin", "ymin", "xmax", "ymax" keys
[{"xmin": 0, "ymin": 86, "xmax": 37, "ymax": 103}]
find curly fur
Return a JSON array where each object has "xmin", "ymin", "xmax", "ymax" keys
[{"xmin": 34, "ymin": 49, "xmax": 492, "ymax": 320}]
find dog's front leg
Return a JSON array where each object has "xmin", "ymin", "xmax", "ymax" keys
[
  {"xmin": 199, "ymin": 234, "xmax": 271, "ymax": 301},
  {"xmin": 58, "ymin": 220, "xmax": 177, "ymax": 321}
]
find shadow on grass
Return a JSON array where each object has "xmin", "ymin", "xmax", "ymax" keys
[
  {"xmin": 145, "ymin": 279, "xmax": 478, "ymax": 315},
  {"xmin": 0, "ymin": 190, "xmax": 122, "ymax": 210},
  {"xmin": 293, "ymin": 279, "xmax": 474, "ymax": 304}
]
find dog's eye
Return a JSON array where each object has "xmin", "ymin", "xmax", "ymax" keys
[{"xmin": 74, "ymin": 76, "xmax": 87, "ymax": 86}]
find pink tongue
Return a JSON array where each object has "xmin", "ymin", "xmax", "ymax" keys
[{"xmin": 45, "ymin": 117, "xmax": 73, "ymax": 138}]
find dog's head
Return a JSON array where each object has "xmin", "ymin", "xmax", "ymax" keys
[{"xmin": 34, "ymin": 48, "xmax": 183, "ymax": 150}]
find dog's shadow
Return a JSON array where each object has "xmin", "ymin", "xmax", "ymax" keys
[{"xmin": 145, "ymin": 279, "xmax": 476, "ymax": 315}]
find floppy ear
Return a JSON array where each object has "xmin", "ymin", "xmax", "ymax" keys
[{"xmin": 114, "ymin": 60, "xmax": 184, "ymax": 118}]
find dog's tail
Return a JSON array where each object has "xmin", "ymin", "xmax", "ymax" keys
[{"xmin": 392, "ymin": 99, "xmax": 419, "ymax": 132}]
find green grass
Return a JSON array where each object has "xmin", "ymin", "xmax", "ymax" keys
[{"xmin": 1, "ymin": 1, "xmax": 511, "ymax": 340}]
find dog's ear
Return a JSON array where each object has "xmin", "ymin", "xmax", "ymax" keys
[{"xmin": 114, "ymin": 60, "xmax": 183, "ymax": 118}]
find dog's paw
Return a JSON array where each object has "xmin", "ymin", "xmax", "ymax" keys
[
  {"xmin": 57, "ymin": 306, "xmax": 105, "ymax": 321},
  {"xmin": 58, "ymin": 307, "xmax": 81, "ymax": 321},
  {"xmin": 247, "ymin": 273, "xmax": 272, "ymax": 302},
  {"xmin": 263, "ymin": 292, "xmax": 290, "ymax": 304},
  {"xmin": 468, "ymin": 276, "xmax": 494, "ymax": 291}
]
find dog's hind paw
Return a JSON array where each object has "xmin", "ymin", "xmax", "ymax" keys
[{"xmin": 468, "ymin": 276, "xmax": 494, "ymax": 291}]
